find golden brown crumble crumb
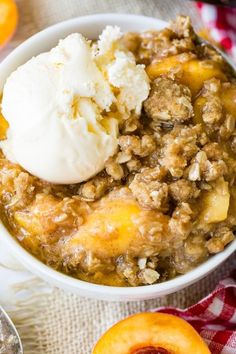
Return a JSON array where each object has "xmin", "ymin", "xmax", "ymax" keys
[
  {"xmin": 130, "ymin": 167, "xmax": 168, "ymax": 211},
  {"xmin": 144, "ymin": 78, "xmax": 193, "ymax": 123},
  {"xmin": 169, "ymin": 203, "xmax": 193, "ymax": 240},
  {"xmin": 119, "ymin": 135, "xmax": 156, "ymax": 157},
  {"xmin": 78, "ymin": 175, "xmax": 115, "ymax": 201},
  {"xmin": 207, "ymin": 227, "xmax": 234, "ymax": 254},
  {"xmin": 169, "ymin": 179, "xmax": 199, "ymax": 202}
]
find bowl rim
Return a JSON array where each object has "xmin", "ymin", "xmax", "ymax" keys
[
  {"xmin": 0, "ymin": 13, "xmax": 167, "ymax": 82},
  {"xmin": 0, "ymin": 12, "xmax": 235, "ymax": 298}
]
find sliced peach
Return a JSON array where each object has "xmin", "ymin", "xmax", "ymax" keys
[
  {"xmin": 228, "ymin": 186, "xmax": 236, "ymax": 216},
  {"xmin": 77, "ymin": 270, "xmax": 127, "ymax": 287},
  {"xmin": 221, "ymin": 85, "xmax": 236, "ymax": 118},
  {"xmin": 193, "ymin": 84, "xmax": 236, "ymax": 139},
  {"xmin": 64, "ymin": 198, "xmax": 168, "ymax": 259},
  {"xmin": 0, "ymin": 0, "xmax": 18, "ymax": 48},
  {"xmin": 193, "ymin": 84, "xmax": 236, "ymax": 120},
  {"xmin": 65, "ymin": 199, "xmax": 141, "ymax": 259},
  {"xmin": 15, "ymin": 210, "xmax": 42, "ymax": 235},
  {"xmin": 0, "ymin": 113, "xmax": 9, "ymax": 140},
  {"xmin": 14, "ymin": 193, "xmax": 85, "ymax": 254},
  {"xmin": 93, "ymin": 312, "xmax": 210, "ymax": 354},
  {"xmin": 200, "ymin": 178, "xmax": 230, "ymax": 224},
  {"xmin": 14, "ymin": 193, "xmax": 84, "ymax": 251},
  {"xmin": 146, "ymin": 55, "xmax": 183, "ymax": 78},
  {"xmin": 14, "ymin": 194, "xmax": 61, "ymax": 236},
  {"xmin": 193, "ymin": 95, "xmax": 207, "ymax": 125},
  {"xmin": 19, "ymin": 233, "xmax": 41, "ymax": 255},
  {"xmin": 181, "ymin": 59, "xmax": 226, "ymax": 97},
  {"xmin": 147, "ymin": 57, "xmax": 226, "ymax": 96}
]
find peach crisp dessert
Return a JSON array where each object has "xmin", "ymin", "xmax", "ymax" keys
[{"xmin": 0, "ymin": 16, "xmax": 235, "ymax": 287}]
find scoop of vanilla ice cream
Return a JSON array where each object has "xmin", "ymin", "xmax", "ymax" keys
[
  {"xmin": 1, "ymin": 33, "xmax": 118, "ymax": 184},
  {"xmin": 95, "ymin": 26, "xmax": 150, "ymax": 118},
  {"xmin": 1, "ymin": 27, "xmax": 150, "ymax": 184},
  {"xmin": 107, "ymin": 50, "xmax": 150, "ymax": 116}
]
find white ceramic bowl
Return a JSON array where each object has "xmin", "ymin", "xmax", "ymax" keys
[{"xmin": 0, "ymin": 14, "xmax": 235, "ymax": 301}]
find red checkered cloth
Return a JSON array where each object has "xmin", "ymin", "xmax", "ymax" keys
[
  {"xmin": 197, "ymin": 2, "xmax": 236, "ymax": 60},
  {"xmin": 155, "ymin": 271, "xmax": 236, "ymax": 353}
]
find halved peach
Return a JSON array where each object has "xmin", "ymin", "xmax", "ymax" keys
[{"xmin": 93, "ymin": 312, "xmax": 210, "ymax": 354}]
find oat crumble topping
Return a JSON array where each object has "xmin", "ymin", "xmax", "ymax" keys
[{"xmin": 0, "ymin": 16, "xmax": 235, "ymax": 287}]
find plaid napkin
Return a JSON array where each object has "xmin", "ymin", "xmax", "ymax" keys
[
  {"xmin": 197, "ymin": 2, "xmax": 236, "ymax": 60},
  {"xmin": 155, "ymin": 271, "xmax": 236, "ymax": 353}
]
